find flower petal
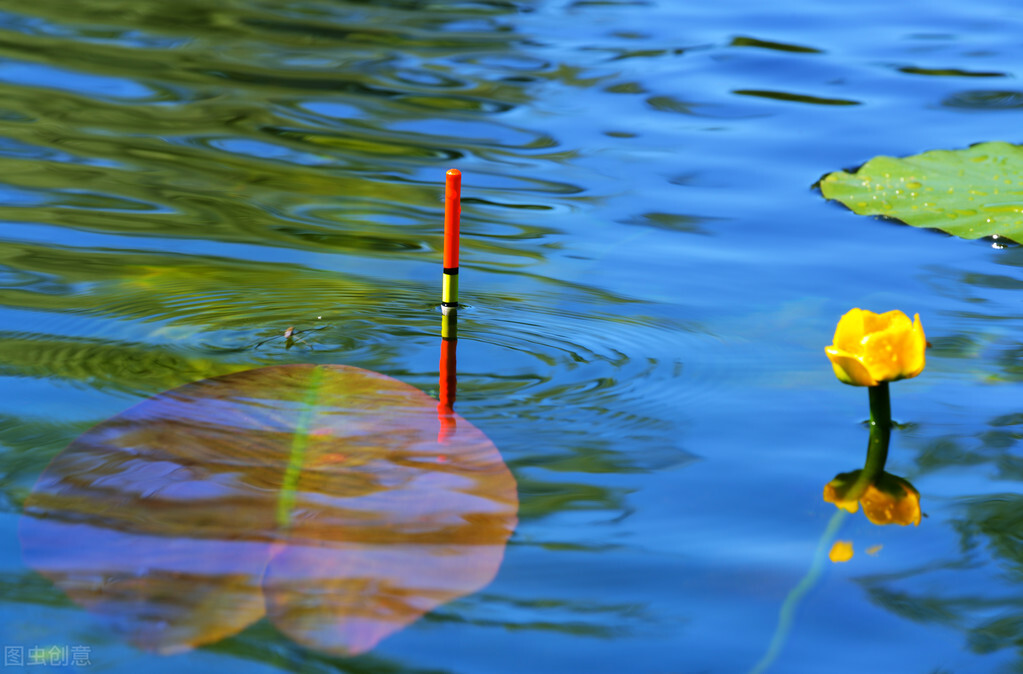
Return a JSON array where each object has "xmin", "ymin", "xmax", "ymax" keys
[
  {"xmin": 862, "ymin": 309, "xmax": 897, "ymax": 335},
  {"xmin": 823, "ymin": 470, "xmax": 864, "ymax": 512},
  {"xmin": 825, "ymin": 347, "xmax": 878, "ymax": 387},
  {"xmin": 899, "ymin": 313, "xmax": 926, "ymax": 380},
  {"xmin": 859, "ymin": 329, "xmax": 904, "ymax": 383},
  {"xmin": 832, "ymin": 308, "xmax": 866, "ymax": 353},
  {"xmin": 877, "ymin": 310, "xmax": 913, "ymax": 332},
  {"xmin": 866, "ymin": 472, "xmax": 922, "ymax": 526}
]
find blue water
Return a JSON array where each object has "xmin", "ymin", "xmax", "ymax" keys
[{"xmin": 2, "ymin": 0, "xmax": 1023, "ymax": 672}]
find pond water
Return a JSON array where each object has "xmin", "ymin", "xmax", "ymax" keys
[{"xmin": 2, "ymin": 0, "xmax": 1023, "ymax": 672}]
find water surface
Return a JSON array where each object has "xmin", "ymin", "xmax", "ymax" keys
[{"xmin": 2, "ymin": 0, "xmax": 1023, "ymax": 672}]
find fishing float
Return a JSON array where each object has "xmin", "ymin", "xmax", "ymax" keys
[
  {"xmin": 438, "ymin": 169, "xmax": 460, "ymax": 441},
  {"xmin": 442, "ymin": 168, "xmax": 461, "ymax": 313}
]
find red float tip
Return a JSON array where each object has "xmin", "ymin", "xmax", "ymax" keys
[{"xmin": 443, "ymin": 170, "xmax": 461, "ymax": 272}]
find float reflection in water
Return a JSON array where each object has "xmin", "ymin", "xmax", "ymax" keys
[{"xmin": 19, "ymin": 173, "xmax": 517, "ymax": 657}]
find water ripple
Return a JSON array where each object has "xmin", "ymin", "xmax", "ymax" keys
[{"xmin": 461, "ymin": 297, "xmax": 720, "ymax": 440}]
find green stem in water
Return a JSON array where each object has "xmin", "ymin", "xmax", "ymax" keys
[
  {"xmin": 844, "ymin": 382, "xmax": 892, "ymax": 501},
  {"xmin": 749, "ymin": 509, "xmax": 848, "ymax": 674},
  {"xmin": 864, "ymin": 381, "xmax": 891, "ymax": 481},
  {"xmin": 752, "ymin": 383, "xmax": 897, "ymax": 672}
]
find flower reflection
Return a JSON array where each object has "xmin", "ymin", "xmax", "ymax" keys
[
  {"xmin": 829, "ymin": 540, "xmax": 854, "ymax": 563},
  {"xmin": 823, "ymin": 469, "xmax": 921, "ymax": 526},
  {"xmin": 825, "ymin": 308, "xmax": 926, "ymax": 387}
]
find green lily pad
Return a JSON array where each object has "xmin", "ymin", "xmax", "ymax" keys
[{"xmin": 819, "ymin": 141, "xmax": 1023, "ymax": 243}]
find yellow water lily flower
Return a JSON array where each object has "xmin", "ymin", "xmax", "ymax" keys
[
  {"xmin": 823, "ymin": 470, "xmax": 922, "ymax": 526},
  {"xmin": 825, "ymin": 308, "xmax": 926, "ymax": 387}
]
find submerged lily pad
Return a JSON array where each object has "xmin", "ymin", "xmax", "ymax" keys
[
  {"xmin": 819, "ymin": 141, "xmax": 1023, "ymax": 243},
  {"xmin": 20, "ymin": 364, "xmax": 518, "ymax": 656}
]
